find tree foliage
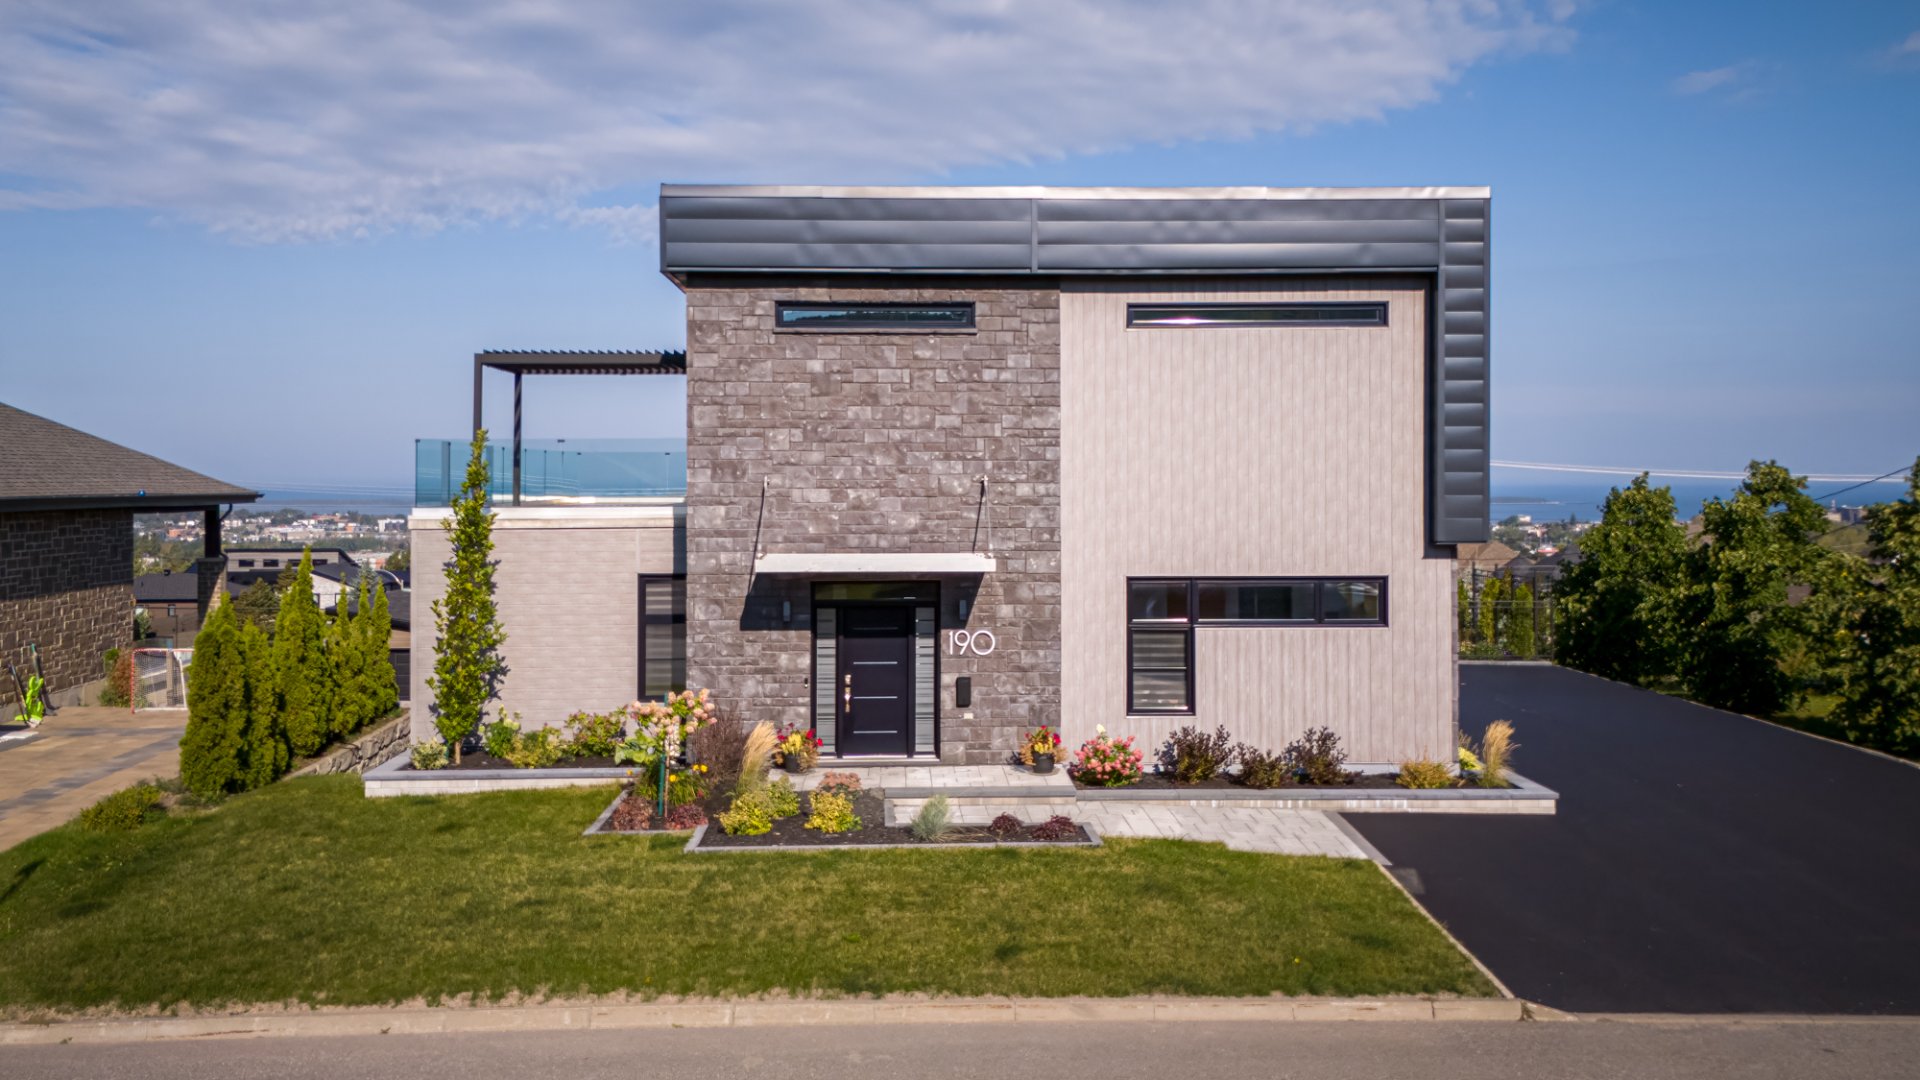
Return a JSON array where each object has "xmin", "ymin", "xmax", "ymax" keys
[
  {"xmin": 179, "ymin": 600, "xmax": 247, "ymax": 799},
  {"xmin": 230, "ymin": 579, "xmax": 281, "ymax": 634},
  {"xmin": 326, "ymin": 576, "xmax": 365, "ymax": 738},
  {"xmin": 428, "ymin": 430, "xmax": 506, "ymax": 762},
  {"xmin": 363, "ymin": 570, "xmax": 399, "ymax": 720},
  {"xmin": 1476, "ymin": 575, "xmax": 1504, "ymax": 649},
  {"xmin": 272, "ymin": 550, "xmax": 332, "ymax": 758},
  {"xmin": 1456, "ymin": 579, "xmax": 1472, "ymax": 645},
  {"xmin": 1509, "ymin": 583, "xmax": 1537, "ymax": 659},
  {"xmin": 1554, "ymin": 474, "xmax": 1689, "ymax": 684},
  {"xmin": 236, "ymin": 618, "xmax": 288, "ymax": 789},
  {"xmin": 1832, "ymin": 458, "xmax": 1920, "ymax": 752},
  {"xmin": 1679, "ymin": 461, "xmax": 1830, "ymax": 716}
]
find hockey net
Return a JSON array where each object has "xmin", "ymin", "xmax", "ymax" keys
[{"xmin": 130, "ymin": 648, "xmax": 193, "ymax": 711}]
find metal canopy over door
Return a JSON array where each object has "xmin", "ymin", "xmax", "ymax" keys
[{"xmin": 835, "ymin": 605, "xmax": 915, "ymax": 757}]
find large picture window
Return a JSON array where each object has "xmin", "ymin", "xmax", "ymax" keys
[
  {"xmin": 638, "ymin": 575, "xmax": 686, "ymax": 701},
  {"xmin": 1126, "ymin": 577, "xmax": 1389, "ymax": 715},
  {"xmin": 776, "ymin": 301, "xmax": 975, "ymax": 331}
]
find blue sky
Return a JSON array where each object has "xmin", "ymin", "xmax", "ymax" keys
[{"xmin": 1, "ymin": 1, "xmax": 1916, "ymax": 500}]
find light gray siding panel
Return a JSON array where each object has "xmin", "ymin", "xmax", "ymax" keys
[{"xmin": 1059, "ymin": 279, "xmax": 1455, "ymax": 763}]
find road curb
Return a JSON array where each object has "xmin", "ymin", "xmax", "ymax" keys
[{"xmin": 0, "ymin": 996, "xmax": 1532, "ymax": 1044}]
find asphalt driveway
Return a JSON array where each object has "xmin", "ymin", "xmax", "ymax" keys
[{"xmin": 1347, "ymin": 663, "xmax": 1920, "ymax": 1015}]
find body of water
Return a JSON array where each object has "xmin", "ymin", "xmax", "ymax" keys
[{"xmin": 1489, "ymin": 474, "xmax": 1902, "ymax": 524}]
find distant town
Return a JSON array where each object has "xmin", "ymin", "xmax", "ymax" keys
[{"xmin": 134, "ymin": 508, "xmax": 410, "ymax": 575}]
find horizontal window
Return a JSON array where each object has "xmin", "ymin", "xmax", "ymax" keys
[
  {"xmin": 1126, "ymin": 302, "xmax": 1388, "ymax": 329},
  {"xmin": 1197, "ymin": 580, "xmax": 1316, "ymax": 622},
  {"xmin": 776, "ymin": 301, "xmax": 975, "ymax": 331}
]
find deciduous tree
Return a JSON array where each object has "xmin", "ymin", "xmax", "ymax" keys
[
  {"xmin": 1554, "ymin": 474, "xmax": 1689, "ymax": 684},
  {"xmin": 1510, "ymin": 582, "xmax": 1537, "ymax": 659},
  {"xmin": 1832, "ymin": 458, "xmax": 1920, "ymax": 752}
]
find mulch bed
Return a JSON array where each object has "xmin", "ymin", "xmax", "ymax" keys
[
  {"xmin": 1072, "ymin": 771, "xmax": 1510, "ymax": 792},
  {"xmin": 680, "ymin": 791, "xmax": 1092, "ymax": 848}
]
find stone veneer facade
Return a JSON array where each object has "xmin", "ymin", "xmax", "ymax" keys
[
  {"xmin": 683, "ymin": 278, "xmax": 1061, "ymax": 763},
  {"xmin": 0, "ymin": 508, "xmax": 133, "ymax": 706}
]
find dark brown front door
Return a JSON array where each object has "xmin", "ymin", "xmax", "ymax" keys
[{"xmin": 836, "ymin": 605, "xmax": 914, "ymax": 757}]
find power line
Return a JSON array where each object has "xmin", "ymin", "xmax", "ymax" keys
[
  {"xmin": 1493, "ymin": 460, "xmax": 1909, "ymax": 485},
  {"xmin": 1808, "ymin": 464, "xmax": 1914, "ymax": 504}
]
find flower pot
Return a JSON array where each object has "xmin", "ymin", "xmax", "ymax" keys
[
  {"xmin": 1031, "ymin": 752, "xmax": 1056, "ymax": 775},
  {"xmin": 782, "ymin": 756, "xmax": 807, "ymax": 775}
]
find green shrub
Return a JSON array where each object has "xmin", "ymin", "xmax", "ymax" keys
[
  {"xmin": 1396, "ymin": 759, "xmax": 1453, "ymax": 789},
  {"xmin": 1285, "ymin": 726, "xmax": 1355, "ymax": 786},
  {"xmin": 909, "ymin": 794, "xmax": 953, "ymax": 842},
  {"xmin": 78, "ymin": 783, "xmax": 165, "ymax": 832},
  {"xmin": 272, "ymin": 550, "xmax": 332, "ymax": 758},
  {"xmin": 564, "ymin": 708, "xmax": 631, "ymax": 758},
  {"xmin": 1460, "ymin": 641, "xmax": 1503, "ymax": 660},
  {"xmin": 482, "ymin": 714, "xmax": 521, "ymax": 759},
  {"xmin": 717, "ymin": 788, "xmax": 775, "ymax": 836},
  {"xmin": 179, "ymin": 601, "xmax": 247, "ymax": 799},
  {"xmin": 804, "ymin": 789, "xmax": 861, "ymax": 834},
  {"xmin": 1234, "ymin": 744, "xmax": 1293, "ymax": 789},
  {"xmin": 410, "ymin": 739, "xmax": 450, "ymax": 770},
  {"xmin": 502, "ymin": 726, "xmax": 565, "ymax": 769},
  {"xmin": 1157, "ymin": 724, "xmax": 1236, "ymax": 783},
  {"xmin": 98, "ymin": 647, "xmax": 132, "ymax": 708},
  {"xmin": 766, "ymin": 776, "xmax": 801, "ymax": 818}
]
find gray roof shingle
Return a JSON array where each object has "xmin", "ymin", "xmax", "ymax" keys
[{"xmin": 0, "ymin": 403, "xmax": 259, "ymax": 511}]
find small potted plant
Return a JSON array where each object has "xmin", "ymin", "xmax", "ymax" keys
[
  {"xmin": 1022, "ymin": 725, "xmax": 1063, "ymax": 774},
  {"xmin": 773, "ymin": 722, "xmax": 822, "ymax": 774}
]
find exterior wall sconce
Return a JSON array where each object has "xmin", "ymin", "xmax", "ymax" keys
[
  {"xmin": 781, "ymin": 599, "xmax": 793, "ymax": 625},
  {"xmin": 958, "ymin": 597, "xmax": 971, "ymax": 620}
]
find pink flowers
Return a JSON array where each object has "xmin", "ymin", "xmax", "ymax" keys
[{"xmin": 1068, "ymin": 732, "xmax": 1143, "ymax": 787}]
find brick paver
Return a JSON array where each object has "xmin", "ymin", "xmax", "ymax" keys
[
  {"xmin": 1075, "ymin": 804, "xmax": 1367, "ymax": 858},
  {"xmin": 0, "ymin": 706, "xmax": 185, "ymax": 851}
]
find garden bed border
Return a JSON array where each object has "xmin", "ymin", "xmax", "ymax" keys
[
  {"xmin": 363, "ymin": 753, "xmax": 628, "ymax": 797},
  {"xmin": 683, "ymin": 822, "xmax": 1104, "ymax": 853},
  {"xmin": 1073, "ymin": 769, "xmax": 1557, "ymax": 814}
]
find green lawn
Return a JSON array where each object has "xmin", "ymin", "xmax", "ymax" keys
[{"xmin": 0, "ymin": 777, "xmax": 1494, "ymax": 1012}]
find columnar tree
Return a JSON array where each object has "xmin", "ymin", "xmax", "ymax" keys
[
  {"xmin": 1477, "ymin": 574, "xmax": 1504, "ymax": 650},
  {"xmin": 273, "ymin": 549, "xmax": 333, "ymax": 757},
  {"xmin": 362, "ymin": 570, "xmax": 400, "ymax": 719},
  {"xmin": 1554, "ymin": 474, "xmax": 1689, "ymax": 684},
  {"xmin": 1833, "ymin": 458, "xmax": 1920, "ymax": 752},
  {"xmin": 1681, "ymin": 460, "xmax": 1829, "ymax": 715},
  {"xmin": 1510, "ymin": 582, "xmax": 1538, "ymax": 659},
  {"xmin": 1456, "ymin": 579, "xmax": 1472, "ymax": 645},
  {"xmin": 325, "ymin": 578, "xmax": 365, "ymax": 737},
  {"xmin": 179, "ymin": 599, "xmax": 246, "ymax": 798},
  {"xmin": 428, "ymin": 430, "xmax": 506, "ymax": 763},
  {"xmin": 237, "ymin": 618, "xmax": 288, "ymax": 788}
]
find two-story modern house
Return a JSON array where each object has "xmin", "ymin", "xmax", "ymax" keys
[{"xmin": 410, "ymin": 184, "xmax": 1491, "ymax": 766}]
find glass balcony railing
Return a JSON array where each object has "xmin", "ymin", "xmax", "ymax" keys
[{"xmin": 414, "ymin": 438, "xmax": 687, "ymax": 507}]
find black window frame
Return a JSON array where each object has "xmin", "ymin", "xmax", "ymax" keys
[
  {"xmin": 775, "ymin": 301, "xmax": 976, "ymax": 333},
  {"xmin": 637, "ymin": 574, "xmax": 687, "ymax": 702},
  {"xmin": 1125, "ymin": 301, "xmax": 1389, "ymax": 329},
  {"xmin": 1194, "ymin": 577, "xmax": 1389, "ymax": 627},
  {"xmin": 1126, "ymin": 578, "xmax": 1196, "ymax": 716}
]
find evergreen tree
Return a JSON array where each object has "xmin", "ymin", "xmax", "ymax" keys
[
  {"xmin": 273, "ymin": 549, "xmax": 333, "ymax": 757},
  {"xmin": 1555, "ymin": 474, "xmax": 1690, "ymax": 684},
  {"xmin": 1456, "ymin": 578, "xmax": 1472, "ymax": 645},
  {"xmin": 236, "ymin": 617, "xmax": 288, "ymax": 788},
  {"xmin": 428, "ymin": 430, "xmax": 506, "ymax": 763},
  {"xmin": 1477, "ymin": 575, "xmax": 1504, "ymax": 650},
  {"xmin": 1833, "ymin": 458, "xmax": 1920, "ymax": 752},
  {"xmin": 179, "ymin": 599, "xmax": 246, "ymax": 798},
  {"xmin": 1681, "ymin": 460, "xmax": 1829, "ymax": 715},
  {"xmin": 325, "ymin": 575, "xmax": 364, "ymax": 737},
  {"xmin": 363, "ymin": 569, "xmax": 400, "ymax": 719},
  {"xmin": 1510, "ymin": 582, "xmax": 1538, "ymax": 659}
]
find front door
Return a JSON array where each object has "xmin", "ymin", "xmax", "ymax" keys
[{"xmin": 835, "ymin": 605, "xmax": 915, "ymax": 757}]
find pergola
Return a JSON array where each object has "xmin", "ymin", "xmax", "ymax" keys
[{"xmin": 470, "ymin": 350, "xmax": 687, "ymax": 506}]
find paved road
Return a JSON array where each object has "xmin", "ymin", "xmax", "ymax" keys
[
  {"xmin": 0, "ymin": 707, "xmax": 183, "ymax": 850},
  {"xmin": 5, "ymin": 1018, "xmax": 1918, "ymax": 1079},
  {"xmin": 1347, "ymin": 664, "xmax": 1920, "ymax": 1014}
]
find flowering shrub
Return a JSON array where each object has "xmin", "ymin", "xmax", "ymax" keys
[
  {"xmin": 614, "ymin": 689, "xmax": 718, "ymax": 773},
  {"xmin": 564, "ymin": 707, "xmax": 632, "ymax": 757},
  {"xmin": 1018, "ymin": 725, "xmax": 1063, "ymax": 765},
  {"xmin": 634, "ymin": 762, "xmax": 710, "ymax": 807},
  {"xmin": 1069, "ymin": 726, "xmax": 1143, "ymax": 787},
  {"xmin": 773, "ymin": 723, "xmax": 822, "ymax": 769},
  {"xmin": 816, "ymin": 771, "xmax": 862, "ymax": 794},
  {"xmin": 804, "ymin": 789, "xmax": 861, "ymax": 834}
]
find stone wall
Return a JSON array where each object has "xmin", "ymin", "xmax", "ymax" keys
[
  {"xmin": 0, "ymin": 508, "xmax": 133, "ymax": 707},
  {"xmin": 683, "ymin": 277, "xmax": 1062, "ymax": 764},
  {"xmin": 288, "ymin": 711, "xmax": 413, "ymax": 778}
]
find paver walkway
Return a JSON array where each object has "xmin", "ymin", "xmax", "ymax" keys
[
  {"xmin": 1077, "ymin": 803, "xmax": 1368, "ymax": 858},
  {"xmin": 0, "ymin": 706, "xmax": 185, "ymax": 851}
]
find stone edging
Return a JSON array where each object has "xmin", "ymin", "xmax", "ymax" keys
[
  {"xmin": 0, "ymin": 995, "xmax": 1534, "ymax": 1045},
  {"xmin": 683, "ymin": 821, "xmax": 1104, "ymax": 853},
  {"xmin": 1072, "ymin": 770, "xmax": 1557, "ymax": 813}
]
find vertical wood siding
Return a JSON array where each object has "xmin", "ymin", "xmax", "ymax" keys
[{"xmin": 1059, "ymin": 278, "xmax": 1455, "ymax": 763}]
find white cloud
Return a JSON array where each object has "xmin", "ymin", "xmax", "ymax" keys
[
  {"xmin": 1896, "ymin": 30, "xmax": 1920, "ymax": 56},
  {"xmin": 0, "ymin": 1, "xmax": 1575, "ymax": 242},
  {"xmin": 1671, "ymin": 64, "xmax": 1746, "ymax": 96}
]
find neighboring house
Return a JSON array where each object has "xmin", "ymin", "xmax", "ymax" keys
[
  {"xmin": 1454, "ymin": 540, "xmax": 1519, "ymax": 578},
  {"xmin": 132, "ymin": 569, "xmax": 202, "ymax": 640},
  {"xmin": 410, "ymin": 184, "xmax": 1493, "ymax": 765},
  {"xmin": 0, "ymin": 403, "xmax": 257, "ymax": 707}
]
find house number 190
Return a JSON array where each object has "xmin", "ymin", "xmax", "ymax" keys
[{"xmin": 947, "ymin": 629, "xmax": 996, "ymax": 656}]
